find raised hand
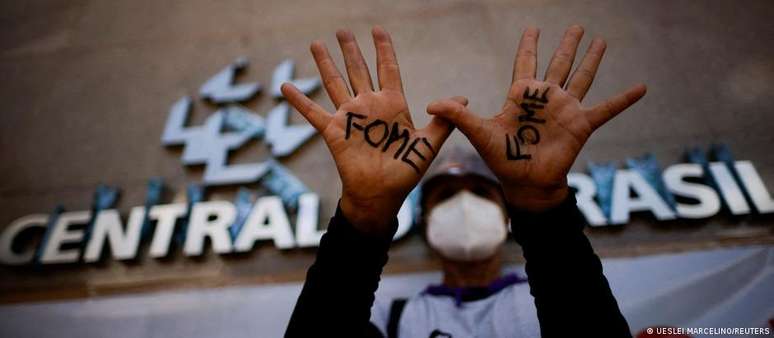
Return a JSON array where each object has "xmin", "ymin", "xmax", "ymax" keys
[
  {"xmin": 428, "ymin": 25, "xmax": 646, "ymax": 211},
  {"xmin": 282, "ymin": 27, "xmax": 462, "ymax": 236}
]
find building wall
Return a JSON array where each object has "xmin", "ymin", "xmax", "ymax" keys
[{"xmin": 1, "ymin": 0, "xmax": 773, "ymax": 302}]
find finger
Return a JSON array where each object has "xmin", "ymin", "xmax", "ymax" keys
[
  {"xmin": 566, "ymin": 38, "xmax": 606, "ymax": 101},
  {"xmin": 281, "ymin": 82, "xmax": 332, "ymax": 132},
  {"xmin": 310, "ymin": 41, "xmax": 351, "ymax": 108},
  {"xmin": 587, "ymin": 84, "xmax": 647, "ymax": 129},
  {"xmin": 422, "ymin": 97, "xmax": 468, "ymax": 155},
  {"xmin": 336, "ymin": 29, "xmax": 374, "ymax": 95},
  {"xmin": 372, "ymin": 26, "xmax": 404, "ymax": 93},
  {"xmin": 426, "ymin": 96, "xmax": 484, "ymax": 140},
  {"xmin": 448, "ymin": 96, "xmax": 468, "ymax": 106},
  {"xmin": 544, "ymin": 25, "xmax": 584, "ymax": 86},
  {"xmin": 513, "ymin": 27, "xmax": 540, "ymax": 81}
]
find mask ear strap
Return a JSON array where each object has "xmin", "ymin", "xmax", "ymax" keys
[
  {"xmin": 387, "ymin": 298, "xmax": 408, "ymax": 338},
  {"xmin": 418, "ymin": 197, "xmax": 434, "ymax": 242}
]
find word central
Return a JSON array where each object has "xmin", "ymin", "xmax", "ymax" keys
[{"xmin": 345, "ymin": 112, "xmax": 435, "ymax": 173}]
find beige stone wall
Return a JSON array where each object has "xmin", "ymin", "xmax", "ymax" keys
[{"xmin": 1, "ymin": 0, "xmax": 773, "ymax": 302}]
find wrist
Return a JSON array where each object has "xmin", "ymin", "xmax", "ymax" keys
[
  {"xmin": 340, "ymin": 193, "xmax": 401, "ymax": 238},
  {"xmin": 502, "ymin": 183, "xmax": 570, "ymax": 213}
]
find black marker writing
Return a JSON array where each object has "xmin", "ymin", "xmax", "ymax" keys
[
  {"xmin": 364, "ymin": 119, "xmax": 389, "ymax": 147},
  {"xmin": 519, "ymin": 87, "xmax": 548, "ymax": 123},
  {"xmin": 519, "ymin": 102, "xmax": 546, "ymax": 123},
  {"xmin": 506, "ymin": 134, "xmax": 530, "ymax": 160},
  {"xmin": 421, "ymin": 138, "xmax": 436, "ymax": 156},
  {"xmin": 345, "ymin": 112, "xmax": 367, "ymax": 139},
  {"xmin": 382, "ymin": 121, "xmax": 410, "ymax": 159},
  {"xmin": 517, "ymin": 124, "xmax": 540, "ymax": 144},
  {"xmin": 506, "ymin": 87, "xmax": 548, "ymax": 161},
  {"xmin": 523, "ymin": 87, "xmax": 549, "ymax": 103},
  {"xmin": 401, "ymin": 137, "xmax": 436, "ymax": 173},
  {"xmin": 345, "ymin": 112, "xmax": 434, "ymax": 173}
]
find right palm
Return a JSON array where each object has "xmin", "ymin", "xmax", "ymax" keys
[{"xmin": 428, "ymin": 26, "xmax": 646, "ymax": 210}]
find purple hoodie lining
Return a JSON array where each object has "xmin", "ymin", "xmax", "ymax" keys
[{"xmin": 422, "ymin": 273, "xmax": 527, "ymax": 306}]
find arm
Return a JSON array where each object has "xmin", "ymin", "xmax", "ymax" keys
[
  {"xmin": 281, "ymin": 26, "xmax": 461, "ymax": 338},
  {"xmin": 285, "ymin": 205, "xmax": 394, "ymax": 337},
  {"xmin": 428, "ymin": 25, "xmax": 645, "ymax": 337},
  {"xmin": 508, "ymin": 193, "xmax": 631, "ymax": 337}
]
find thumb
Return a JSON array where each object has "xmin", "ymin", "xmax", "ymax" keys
[
  {"xmin": 426, "ymin": 96, "xmax": 482, "ymax": 138},
  {"xmin": 422, "ymin": 96, "xmax": 469, "ymax": 153}
]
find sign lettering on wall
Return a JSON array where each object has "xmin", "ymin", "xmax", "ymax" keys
[{"xmin": 1, "ymin": 59, "xmax": 772, "ymax": 266}]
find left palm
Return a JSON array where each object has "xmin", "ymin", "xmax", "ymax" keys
[{"xmin": 281, "ymin": 27, "xmax": 464, "ymax": 234}]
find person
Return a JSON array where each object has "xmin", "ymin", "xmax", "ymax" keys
[
  {"xmin": 368, "ymin": 148, "xmax": 538, "ymax": 338},
  {"xmin": 281, "ymin": 24, "xmax": 646, "ymax": 338}
]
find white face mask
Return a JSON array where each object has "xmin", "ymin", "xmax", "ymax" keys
[{"xmin": 426, "ymin": 190, "xmax": 507, "ymax": 262}]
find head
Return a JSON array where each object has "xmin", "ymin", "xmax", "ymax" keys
[{"xmin": 420, "ymin": 148, "xmax": 509, "ymax": 264}]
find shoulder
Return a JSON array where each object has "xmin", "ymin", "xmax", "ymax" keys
[
  {"xmin": 369, "ymin": 297, "xmax": 393, "ymax": 335},
  {"xmin": 494, "ymin": 284, "xmax": 540, "ymax": 334}
]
